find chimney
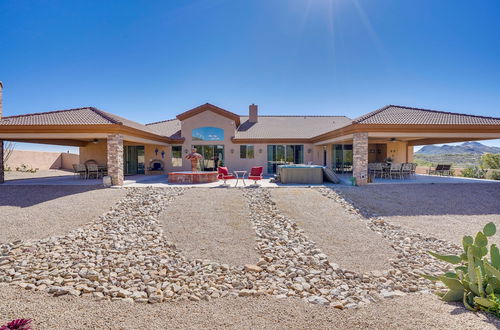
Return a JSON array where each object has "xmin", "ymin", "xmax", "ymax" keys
[
  {"xmin": 249, "ymin": 103, "xmax": 258, "ymax": 123},
  {"xmin": 0, "ymin": 81, "xmax": 3, "ymax": 120}
]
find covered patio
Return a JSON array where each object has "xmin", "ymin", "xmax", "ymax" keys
[
  {"xmin": 0, "ymin": 107, "xmax": 174, "ymax": 186},
  {"xmin": 312, "ymin": 105, "xmax": 500, "ymax": 185}
]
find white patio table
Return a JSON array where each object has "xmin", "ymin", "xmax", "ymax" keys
[{"xmin": 233, "ymin": 170, "xmax": 247, "ymax": 186}]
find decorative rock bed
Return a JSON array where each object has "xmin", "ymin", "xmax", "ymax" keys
[{"xmin": 0, "ymin": 187, "xmax": 460, "ymax": 308}]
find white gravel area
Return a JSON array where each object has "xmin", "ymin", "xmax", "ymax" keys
[
  {"xmin": 334, "ymin": 183, "xmax": 500, "ymax": 246},
  {"xmin": 271, "ymin": 188, "xmax": 396, "ymax": 273},
  {"xmin": 0, "ymin": 186, "xmax": 126, "ymax": 243},
  {"xmin": 159, "ymin": 188, "xmax": 259, "ymax": 265},
  {"xmin": 1, "ymin": 285, "xmax": 498, "ymax": 330}
]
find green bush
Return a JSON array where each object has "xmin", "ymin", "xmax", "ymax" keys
[
  {"xmin": 485, "ymin": 170, "xmax": 500, "ymax": 181},
  {"xmin": 461, "ymin": 166, "xmax": 485, "ymax": 178},
  {"xmin": 481, "ymin": 153, "xmax": 500, "ymax": 170},
  {"xmin": 424, "ymin": 222, "xmax": 500, "ymax": 316}
]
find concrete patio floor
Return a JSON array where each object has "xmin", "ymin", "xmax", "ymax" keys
[{"xmin": 2, "ymin": 169, "xmax": 498, "ymax": 187}]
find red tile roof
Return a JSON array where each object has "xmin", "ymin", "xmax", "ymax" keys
[
  {"xmin": 354, "ymin": 105, "xmax": 500, "ymax": 125},
  {"xmin": 0, "ymin": 107, "xmax": 162, "ymax": 135}
]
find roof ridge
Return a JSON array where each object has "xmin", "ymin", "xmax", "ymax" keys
[
  {"xmin": 239, "ymin": 115, "xmax": 349, "ymax": 118},
  {"xmin": 352, "ymin": 105, "xmax": 391, "ymax": 123},
  {"xmin": 385, "ymin": 104, "xmax": 500, "ymax": 121},
  {"xmin": 1, "ymin": 107, "xmax": 101, "ymax": 120},
  {"xmin": 89, "ymin": 108, "xmax": 122, "ymax": 125},
  {"xmin": 146, "ymin": 118, "xmax": 179, "ymax": 125}
]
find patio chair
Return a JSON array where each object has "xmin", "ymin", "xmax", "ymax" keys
[
  {"xmin": 86, "ymin": 163, "xmax": 101, "ymax": 179},
  {"xmin": 369, "ymin": 163, "xmax": 384, "ymax": 178},
  {"xmin": 248, "ymin": 166, "xmax": 264, "ymax": 185},
  {"xmin": 217, "ymin": 166, "xmax": 235, "ymax": 185},
  {"xmin": 428, "ymin": 164, "xmax": 444, "ymax": 175},
  {"xmin": 73, "ymin": 164, "xmax": 87, "ymax": 179},
  {"xmin": 411, "ymin": 163, "xmax": 417, "ymax": 176},
  {"xmin": 389, "ymin": 163, "xmax": 403, "ymax": 179},
  {"xmin": 439, "ymin": 164, "xmax": 452, "ymax": 176},
  {"xmin": 401, "ymin": 163, "xmax": 413, "ymax": 178}
]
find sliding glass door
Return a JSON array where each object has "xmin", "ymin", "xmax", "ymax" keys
[
  {"xmin": 332, "ymin": 144, "xmax": 353, "ymax": 173},
  {"xmin": 124, "ymin": 146, "xmax": 145, "ymax": 175},
  {"xmin": 192, "ymin": 145, "xmax": 224, "ymax": 171},
  {"xmin": 267, "ymin": 145, "xmax": 304, "ymax": 174}
]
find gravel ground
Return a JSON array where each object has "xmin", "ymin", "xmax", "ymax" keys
[
  {"xmin": 160, "ymin": 188, "xmax": 259, "ymax": 265},
  {"xmin": 335, "ymin": 183, "xmax": 500, "ymax": 246},
  {"xmin": 4, "ymin": 169, "xmax": 74, "ymax": 180},
  {"xmin": 0, "ymin": 186, "xmax": 126, "ymax": 242},
  {"xmin": 271, "ymin": 188, "xmax": 396, "ymax": 273},
  {"xmin": 1, "ymin": 285, "xmax": 498, "ymax": 330}
]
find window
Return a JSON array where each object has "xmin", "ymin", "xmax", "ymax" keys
[
  {"xmin": 240, "ymin": 145, "xmax": 254, "ymax": 159},
  {"xmin": 171, "ymin": 145, "xmax": 182, "ymax": 167},
  {"xmin": 192, "ymin": 127, "xmax": 224, "ymax": 141},
  {"xmin": 267, "ymin": 145, "xmax": 304, "ymax": 173}
]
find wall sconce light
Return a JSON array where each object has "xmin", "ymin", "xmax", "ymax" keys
[
  {"xmin": 307, "ymin": 148, "xmax": 312, "ymax": 154},
  {"xmin": 258, "ymin": 148, "xmax": 263, "ymax": 154},
  {"xmin": 230, "ymin": 149, "xmax": 234, "ymax": 154},
  {"xmin": 184, "ymin": 149, "xmax": 189, "ymax": 154}
]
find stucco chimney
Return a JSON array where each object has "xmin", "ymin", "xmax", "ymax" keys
[
  {"xmin": 249, "ymin": 104, "xmax": 258, "ymax": 123},
  {"xmin": 0, "ymin": 81, "xmax": 3, "ymax": 120}
]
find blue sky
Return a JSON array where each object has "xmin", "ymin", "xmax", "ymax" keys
[{"xmin": 0, "ymin": 0, "xmax": 499, "ymax": 152}]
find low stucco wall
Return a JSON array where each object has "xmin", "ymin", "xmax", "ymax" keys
[{"xmin": 5, "ymin": 150, "xmax": 79, "ymax": 170}]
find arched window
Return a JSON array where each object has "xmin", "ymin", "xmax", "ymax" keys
[{"xmin": 192, "ymin": 127, "xmax": 224, "ymax": 141}]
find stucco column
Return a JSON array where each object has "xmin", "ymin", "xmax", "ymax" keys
[
  {"xmin": 353, "ymin": 132, "xmax": 368, "ymax": 185},
  {"xmin": 107, "ymin": 134, "xmax": 124, "ymax": 186},
  {"xmin": 0, "ymin": 140, "xmax": 4, "ymax": 184}
]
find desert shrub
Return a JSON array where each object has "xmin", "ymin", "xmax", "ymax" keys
[
  {"xmin": 461, "ymin": 166, "xmax": 485, "ymax": 178},
  {"xmin": 485, "ymin": 170, "xmax": 500, "ymax": 181},
  {"xmin": 424, "ymin": 222, "xmax": 500, "ymax": 317},
  {"xmin": 0, "ymin": 318, "xmax": 32, "ymax": 330},
  {"xmin": 481, "ymin": 153, "xmax": 500, "ymax": 170},
  {"xmin": 15, "ymin": 164, "xmax": 37, "ymax": 173}
]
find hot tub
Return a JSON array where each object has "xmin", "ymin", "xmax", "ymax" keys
[
  {"xmin": 168, "ymin": 171, "xmax": 218, "ymax": 184},
  {"xmin": 278, "ymin": 165, "xmax": 324, "ymax": 184}
]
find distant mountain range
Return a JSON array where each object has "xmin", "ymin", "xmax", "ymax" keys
[{"xmin": 416, "ymin": 142, "xmax": 500, "ymax": 155}]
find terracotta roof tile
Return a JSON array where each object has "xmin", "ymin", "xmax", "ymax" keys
[
  {"xmin": 235, "ymin": 116, "xmax": 352, "ymax": 139},
  {"xmin": 146, "ymin": 119, "xmax": 182, "ymax": 139},
  {"xmin": 354, "ymin": 105, "xmax": 500, "ymax": 125},
  {"xmin": 0, "ymin": 107, "xmax": 162, "ymax": 136}
]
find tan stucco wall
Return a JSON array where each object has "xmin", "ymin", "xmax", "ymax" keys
[
  {"xmin": 386, "ymin": 141, "xmax": 409, "ymax": 163},
  {"xmin": 5, "ymin": 150, "xmax": 78, "ymax": 170},
  {"xmin": 79, "ymin": 141, "xmax": 107, "ymax": 165}
]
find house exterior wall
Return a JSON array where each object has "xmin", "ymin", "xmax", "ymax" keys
[
  {"xmin": 386, "ymin": 141, "xmax": 409, "ymax": 163},
  {"xmin": 80, "ymin": 141, "xmax": 107, "ymax": 165}
]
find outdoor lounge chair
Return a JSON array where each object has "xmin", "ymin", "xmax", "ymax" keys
[
  {"xmin": 428, "ymin": 164, "xmax": 452, "ymax": 176},
  {"xmin": 73, "ymin": 164, "xmax": 87, "ymax": 179},
  {"xmin": 248, "ymin": 166, "xmax": 263, "ymax": 185},
  {"xmin": 401, "ymin": 163, "xmax": 413, "ymax": 178},
  {"xmin": 86, "ymin": 163, "xmax": 101, "ymax": 179},
  {"xmin": 217, "ymin": 167, "xmax": 235, "ymax": 185},
  {"xmin": 388, "ymin": 163, "xmax": 403, "ymax": 179}
]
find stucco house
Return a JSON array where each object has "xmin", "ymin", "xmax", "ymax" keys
[{"xmin": 1, "ymin": 82, "xmax": 500, "ymax": 185}]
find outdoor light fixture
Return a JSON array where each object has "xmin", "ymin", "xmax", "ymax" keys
[
  {"xmin": 91, "ymin": 139, "xmax": 99, "ymax": 144},
  {"xmin": 258, "ymin": 148, "xmax": 263, "ymax": 154}
]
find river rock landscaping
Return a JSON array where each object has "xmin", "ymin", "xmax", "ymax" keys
[{"xmin": 0, "ymin": 186, "xmax": 464, "ymax": 310}]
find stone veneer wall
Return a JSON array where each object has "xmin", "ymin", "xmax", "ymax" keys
[
  {"xmin": 0, "ymin": 140, "xmax": 4, "ymax": 183},
  {"xmin": 352, "ymin": 132, "xmax": 368, "ymax": 185},
  {"xmin": 107, "ymin": 134, "xmax": 124, "ymax": 186}
]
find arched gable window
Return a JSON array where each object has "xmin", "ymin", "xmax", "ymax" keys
[{"xmin": 192, "ymin": 127, "xmax": 224, "ymax": 141}]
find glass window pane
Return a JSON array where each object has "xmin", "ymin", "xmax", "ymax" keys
[
  {"xmin": 247, "ymin": 145, "xmax": 254, "ymax": 159},
  {"xmin": 240, "ymin": 145, "xmax": 247, "ymax": 159},
  {"xmin": 171, "ymin": 145, "xmax": 182, "ymax": 167},
  {"xmin": 192, "ymin": 127, "xmax": 224, "ymax": 141}
]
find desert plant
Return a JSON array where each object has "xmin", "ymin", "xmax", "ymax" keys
[
  {"xmin": 485, "ymin": 170, "xmax": 500, "ymax": 181},
  {"xmin": 461, "ymin": 165, "xmax": 485, "ymax": 179},
  {"xmin": 0, "ymin": 318, "xmax": 32, "ymax": 330},
  {"xmin": 423, "ymin": 222, "xmax": 500, "ymax": 316},
  {"xmin": 481, "ymin": 153, "xmax": 500, "ymax": 170},
  {"xmin": 2, "ymin": 141, "xmax": 15, "ymax": 170}
]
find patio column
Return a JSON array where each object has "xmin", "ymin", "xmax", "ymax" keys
[
  {"xmin": 107, "ymin": 134, "xmax": 124, "ymax": 186},
  {"xmin": 353, "ymin": 132, "xmax": 368, "ymax": 185},
  {"xmin": 0, "ymin": 140, "xmax": 4, "ymax": 184}
]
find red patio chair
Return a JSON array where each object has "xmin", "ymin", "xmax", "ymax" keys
[
  {"xmin": 217, "ymin": 167, "xmax": 235, "ymax": 184},
  {"xmin": 248, "ymin": 166, "xmax": 264, "ymax": 185}
]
